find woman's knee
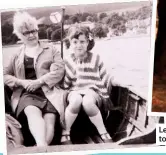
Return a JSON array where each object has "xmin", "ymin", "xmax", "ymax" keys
[
  {"xmin": 82, "ymin": 95, "xmax": 98, "ymax": 115},
  {"xmin": 68, "ymin": 93, "xmax": 82, "ymax": 113},
  {"xmin": 44, "ymin": 113, "xmax": 56, "ymax": 127},
  {"xmin": 24, "ymin": 106, "xmax": 42, "ymax": 118}
]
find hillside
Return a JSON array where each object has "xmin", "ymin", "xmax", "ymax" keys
[{"xmin": 1, "ymin": 1, "xmax": 151, "ymax": 25}]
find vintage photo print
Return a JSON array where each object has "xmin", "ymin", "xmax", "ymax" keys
[{"xmin": 0, "ymin": 0, "xmax": 159, "ymax": 154}]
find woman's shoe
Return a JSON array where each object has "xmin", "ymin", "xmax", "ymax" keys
[
  {"xmin": 61, "ymin": 134, "xmax": 72, "ymax": 145},
  {"xmin": 100, "ymin": 133, "xmax": 113, "ymax": 143}
]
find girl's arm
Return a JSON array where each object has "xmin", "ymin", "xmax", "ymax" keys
[
  {"xmin": 98, "ymin": 55, "xmax": 113, "ymax": 93},
  {"xmin": 63, "ymin": 58, "xmax": 75, "ymax": 89}
]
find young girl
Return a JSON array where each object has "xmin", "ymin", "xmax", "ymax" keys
[{"xmin": 61, "ymin": 26, "xmax": 113, "ymax": 144}]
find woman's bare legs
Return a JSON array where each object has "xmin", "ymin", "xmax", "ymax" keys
[
  {"xmin": 24, "ymin": 105, "xmax": 47, "ymax": 146},
  {"xmin": 43, "ymin": 113, "xmax": 56, "ymax": 145}
]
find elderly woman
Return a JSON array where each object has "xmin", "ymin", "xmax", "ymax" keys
[{"xmin": 4, "ymin": 11, "xmax": 66, "ymax": 146}]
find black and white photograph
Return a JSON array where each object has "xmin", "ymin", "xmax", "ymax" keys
[{"xmin": 1, "ymin": 0, "xmax": 159, "ymax": 154}]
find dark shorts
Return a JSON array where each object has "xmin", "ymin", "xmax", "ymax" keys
[
  {"xmin": 16, "ymin": 92, "xmax": 58, "ymax": 118},
  {"xmin": 67, "ymin": 90, "xmax": 103, "ymax": 108}
]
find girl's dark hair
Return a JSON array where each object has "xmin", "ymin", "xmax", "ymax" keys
[{"xmin": 64, "ymin": 25, "xmax": 95, "ymax": 51}]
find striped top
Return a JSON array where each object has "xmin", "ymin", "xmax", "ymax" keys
[{"xmin": 64, "ymin": 52, "xmax": 112, "ymax": 99}]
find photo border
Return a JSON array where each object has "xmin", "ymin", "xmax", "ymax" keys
[{"xmin": 0, "ymin": 0, "xmax": 158, "ymax": 154}]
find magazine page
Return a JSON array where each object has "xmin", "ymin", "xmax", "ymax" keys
[{"xmin": 0, "ymin": 0, "xmax": 162, "ymax": 155}]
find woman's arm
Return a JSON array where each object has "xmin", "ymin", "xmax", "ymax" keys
[
  {"xmin": 4, "ymin": 55, "xmax": 31, "ymax": 90},
  {"xmin": 4, "ymin": 56, "xmax": 21, "ymax": 89},
  {"xmin": 63, "ymin": 71, "xmax": 72, "ymax": 89},
  {"xmin": 39, "ymin": 45, "xmax": 65, "ymax": 89}
]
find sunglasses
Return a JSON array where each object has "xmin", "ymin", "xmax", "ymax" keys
[{"xmin": 22, "ymin": 29, "xmax": 38, "ymax": 36}]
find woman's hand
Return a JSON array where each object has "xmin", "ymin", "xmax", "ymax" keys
[
  {"xmin": 26, "ymin": 79, "xmax": 43, "ymax": 92},
  {"xmin": 16, "ymin": 79, "xmax": 32, "ymax": 89}
]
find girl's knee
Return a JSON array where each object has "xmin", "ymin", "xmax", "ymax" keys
[
  {"xmin": 68, "ymin": 93, "xmax": 82, "ymax": 104},
  {"xmin": 68, "ymin": 94, "xmax": 82, "ymax": 113},
  {"xmin": 82, "ymin": 95, "xmax": 98, "ymax": 116},
  {"xmin": 82, "ymin": 95, "xmax": 96, "ymax": 108}
]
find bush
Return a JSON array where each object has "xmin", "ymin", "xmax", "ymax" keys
[
  {"xmin": 81, "ymin": 12, "xmax": 91, "ymax": 22},
  {"xmin": 138, "ymin": 6, "xmax": 152, "ymax": 20},
  {"xmin": 69, "ymin": 15, "xmax": 79, "ymax": 24},
  {"xmin": 46, "ymin": 24, "xmax": 61, "ymax": 40},
  {"xmin": 101, "ymin": 16, "xmax": 111, "ymax": 24},
  {"xmin": 86, "ymin": 16, "xmax": 94, "ymax": 22},
  {"xmin": 2, "ymin": 33, "xmax": 19, "ymax": 45},
  {"xmin": 99, "ymin": 13, "xmax": 107, "ymax": 21},
  {"xmin": 137, "ymin": 28, "xmax": 147, "ymax": 34},
  {"xmin": 38, "ymin": 27, "xmax": 47, "ymax": 39},
  {"xmin": 10, "ymin": 33, "xmax": 19, "ymax": 44},
  {"xmin": 64, "ymin": 14, "xmax": 70, "ymax": 20},
  {"xmin": 51, "ymin": 29, "xmax": 61, "ymax": 41},
  {"xmin": 46, "ymin": 27, "xmax": 53, "ymax": 40},
  {"xmin": 92, "ymin": 24, "xmax": 107, "ymax": 38},
  {"xmin": 1, "ymin": 22, "xmax": 13, "ymax": 37},
  {"xmin": 118, "ymin": 25, "xmax": 127, "ymax": 34},
  {"xmin": 51, "ymin": 27, "xmax": 66, "ymax": 42},
  {"xmin": 91, "ymin": 14, "xmax": 98, "ymax": 22},
  {"xmin": 103, "ymin": 25, "xmax": 109, "ymax": 34}
]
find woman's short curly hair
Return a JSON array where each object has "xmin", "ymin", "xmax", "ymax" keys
[
  {"xmin": 64, "ymin": 25, "xmax": 95, "ymax": 51},
  {"xmin": 13, "ymin": 11, "xmax": 38, "ymax": 39}
]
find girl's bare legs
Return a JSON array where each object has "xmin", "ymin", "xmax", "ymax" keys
[
  {"xmin": 43, "ymin": 113, "xmax": 56, "ymax": 145},
  {"xmin": 61, "ymin": 92, "xmax": 82, "ymax": 143},
  {"xmin": 24, "ymin": 106, "xmax": 47, "ymax": 146},
  {"xmin": 82, "ymin": 95, "xmax": 111, "ymax": 141}
]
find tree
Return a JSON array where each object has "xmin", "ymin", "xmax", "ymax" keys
[
  {"xmin": 51, "ymin": 29, "xmax": 61, "ymax": 41},
  {"xmin": 86, "ymin": 16, "xmax": 94, "ymax": 22},
  {"xmin": 92, "ymin": 24, "xmax": 107, "ymax": 38},
  {"xmin": 51, "ymin": 26, "xmax": 66, "ymax": 41},
  {"xmin": 103, "ymin": 25, "xmax": 109, "ymax": 34},
  {"xmin": 1, "ymin": 22, "xmax": 13, "ymax": 37},
  {"xmin": 101, "ymin": 16, "xmax": 111, "ymax": 24},
  {"xmin": 1, "ymin": 22, "xmax": 20, "ymax": 45},
  {"xmin": 91, "ymin": 13, "xmax": 98, "ymax": 22},
  {"xmin": 81, "ymin": 12, "xmax": 91, "ymax": 22},
  {"xmin": 10, "ymin": 33, "xmax": 19, "ymax": 44},
  {"xmin": 38, "ymin": 26, "xmax": 47, "ymax": 39},
  {"xmin": 69, "ymin": 15, "xmax": 79, "ymax": 24},
  {"xmin": 64, "ymin": 14, "xmax": 70, "ymax": 20},
  {"xmin": 99, "ymin": 13, "xmax": 107, "ymax": 21},
  {"xmin": 46, "ymin": 27, "xmax": 53, "ymax": 40},
  {"xmin": 138, "ymin": 6, "xmax": 152, "ymax": 20},
  {"xmin": 118, "ymin": 25, "xmax": 126, "ymax": 34}
]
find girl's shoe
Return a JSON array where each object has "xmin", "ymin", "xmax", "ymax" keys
[
  {"xmin": 100, "ymin": 133, "xmax": 113, "ymax": 143},
  {"xmin": 61, "ymin": 134, "xmax": 72, "ymax": 145}
]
